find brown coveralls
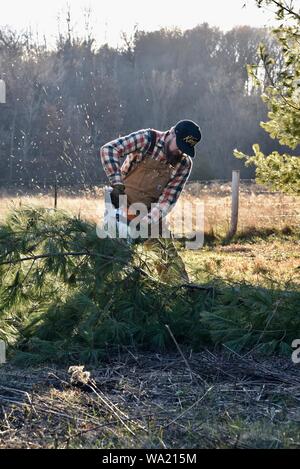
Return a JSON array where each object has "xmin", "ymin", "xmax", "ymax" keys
[{"xmin": 121, "ymin": 155, "xmax": 190, "ymax": 284}]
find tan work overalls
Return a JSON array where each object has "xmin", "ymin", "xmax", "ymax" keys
[
  {"xmin": 121, "ymin": 154, "xmax": 190, "ymax": 283},
  {"xmin": 123, "ymin": 155, "xmax": 172, "ymax": 227}
]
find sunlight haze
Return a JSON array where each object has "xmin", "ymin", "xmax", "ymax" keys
[{"xmin": 0, "ymin": 0, "xmax": 278, "ymax": 48}]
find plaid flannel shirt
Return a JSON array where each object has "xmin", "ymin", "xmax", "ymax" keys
[{"xmin": 100, "ymin": 128, "xmax": 192, "ymax": 224}]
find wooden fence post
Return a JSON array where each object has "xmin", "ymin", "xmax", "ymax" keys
[
  {"xmin": 54, "ymin": 175, "xmax": 58, "ymax": 209},
  {"xmin": 226, "ymin": 170, "xmax": 240, "ymax": 240}
]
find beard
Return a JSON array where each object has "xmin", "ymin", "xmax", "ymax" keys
[
  {"xmin": 165, "ymin": 141, "xmax": 183, "ymax": 166},
  {"xmin": 166, "ymin": 150, "xmax": 183, "ymax": 166}
]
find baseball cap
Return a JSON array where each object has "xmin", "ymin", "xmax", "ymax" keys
[{"xmin": 174, "ymin": 119, "xmax": 202, "ymax": 158}]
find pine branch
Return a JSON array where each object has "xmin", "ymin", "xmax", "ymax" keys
[
  {"xmin": 0, "ymin": 250, "xmax": 216, "ymax": 292},
  {"xmin": 0, "ymin": 249, "xmax": 156, "ymax": 284},
  {"xmin": 0, "ymin": 251, "xmax": 90, "ymax": 266}
]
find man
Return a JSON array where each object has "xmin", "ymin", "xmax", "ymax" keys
[{"xmin": 100, "ymin": 119, "xmax": 202, "ymax": 283}]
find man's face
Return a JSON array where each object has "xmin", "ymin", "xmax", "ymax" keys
[{"xmin": 165, "ymin": 129, "xmax": 184, "ymax": 164}]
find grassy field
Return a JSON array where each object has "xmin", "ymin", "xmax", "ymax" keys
[
  {"xmin": 0, "ymin": 182, "xmax": 299, "ymax": 448},
  {"xmin": 183, "ymin": 231, "xmax": 300, "ymax": 290},
  {"xmin": 0, "ymin": 181, "xmax": 299, "ymax": 234}
]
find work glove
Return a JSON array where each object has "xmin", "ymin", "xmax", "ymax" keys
[{"xmin": 110, "ymin": 183, "xmax": 126, "ymax": 209}]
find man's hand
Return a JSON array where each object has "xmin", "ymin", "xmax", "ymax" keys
[{"xmin": 110, "ymin": 183, "xmax": 125, "ymax": 208}]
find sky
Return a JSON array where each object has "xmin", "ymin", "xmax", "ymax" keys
[{"xmin": 0, "ymin": 0, "xmax": 280, "ymax": 49}]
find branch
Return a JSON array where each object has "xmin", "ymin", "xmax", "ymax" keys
[
  {"xmin": 0, "ymin": 249, "xmax": 158, "ymax": 283},
  {"xmin": 178, "ymin": 283, "xmax": 214, "ymax": 291},
  {"xmin": 0, "ymin": 251, "xmax": 91, "ymax": 266},
  {"xmin": 0, "ymin": 250, "xmax": 215, "ymax": 291},
  {"xmin": 270, "ymin": 0, "xmax": 300, "ymax": 21}
]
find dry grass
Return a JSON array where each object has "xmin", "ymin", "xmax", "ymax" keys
[
  {"xmin": 0, "ymin": 182, "xmax": 299, "ymax": 236},
  {"xmin": 0, "ymin": 352, "xmax": 299, "ymax": 449},
  {"xmin": 0, "ymin": 186, "xmax": 105, "ymax": 225},
  {"xmin": 183, "ymin": 181, "xmax": 300, "ymax": 235},
  {"xmin": 182, "ymin": 238, "xmax": 300, "ymax": 289}
]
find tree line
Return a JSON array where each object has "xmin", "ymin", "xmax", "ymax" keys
[{"xmin": 0, "ymin": 20, "xmax": 292, "ymax": 188}]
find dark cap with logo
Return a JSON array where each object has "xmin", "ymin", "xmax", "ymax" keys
[{"xmin": 174, "ymin": 119, "xmax": 202, "ymax": 158}]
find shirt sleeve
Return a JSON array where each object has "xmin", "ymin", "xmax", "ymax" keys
[
  {"xmin": 100, "ymin": 129, "xmax": 151, "ymax": 186},
  {"xmin": 142, "ymin": 156, "xmax": 193, "ymax": 225}
]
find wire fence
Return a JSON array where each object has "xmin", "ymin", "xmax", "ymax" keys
[
  {"xmin": 0, "ymin": 176, "xmax": 286, "ymax": 195},
  {"xmin": 0, "ymin": 177, "xmax": 299, "ymax": 232}
]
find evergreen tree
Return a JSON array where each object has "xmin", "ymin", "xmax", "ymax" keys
[{"xmin": 234, "ymin": 0, "xmax": 300, "ymax": 194}]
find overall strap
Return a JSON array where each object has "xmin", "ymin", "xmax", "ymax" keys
[{"xmin": 145, "ymin": 129, "xmax": 157, "ymax": 156}]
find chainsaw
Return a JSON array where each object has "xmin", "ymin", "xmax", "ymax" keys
[{"xmin": 103, "ymin": 186, "xmax": 134, "ymax": 244}]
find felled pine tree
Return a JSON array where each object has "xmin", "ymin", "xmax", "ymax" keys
[
  {"xmin": 0, "ymin": 207, "xmax": 202, "ymax": 364},
  {"xmin": 0, "ymin": 207, "xmax": 299, "ymax": 364},
  {"xmin": 234, "ymin": 0, "xmax": 300, "ymax": 194}
]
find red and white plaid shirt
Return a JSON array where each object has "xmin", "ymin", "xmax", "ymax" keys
[{"xmin": 100, "ymin": 128, "xmax": 192, "ymax": 224}]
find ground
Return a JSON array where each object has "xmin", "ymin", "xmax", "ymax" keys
[{"xmin": 0, "ymin": 351, "xmax": 299, "ymax": 449}]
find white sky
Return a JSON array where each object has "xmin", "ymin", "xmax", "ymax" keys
[{"xmin": 0, "ymin": 0, "xmax": 281, "ymax": 49}]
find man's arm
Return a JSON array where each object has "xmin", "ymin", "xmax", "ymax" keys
[
  {"xmin": 100, "ymin": 129, "xmax": 151, "ymax": 186},
  {"xmin": 142, "ymin": 156, "xmax": 193, "ymax": 225}
]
